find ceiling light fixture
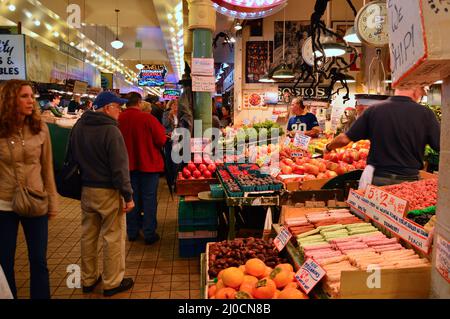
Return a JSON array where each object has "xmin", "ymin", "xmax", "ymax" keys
[
  {"xmin": 273, "ymin": 8, "xmax": 294, "ymax": 79},
  {"xmin": 343, "ymin": 26, "xmax": 361, "ymax": 44},
  {"xmin": 111, "ymin": 9, "xmax": 124, "ymax": 49},
  {"xmin": 53, "ymin": 31, "xmax": 59, "ymax": 37},
  {"xmin": 24, "ymin": 10, "xmax": 32, "ymax": 18},
  {"xmin": 314, "ymin": 35, "xmax": 346, "ymax": 57},
  {"xmin": 34, "ymin": 19, "xmax": 41, "ymax": 26},
  {"xmin": 8, "ymin": 3, "xmax": 16, "ymax": 11},
  {"xmin": 136, "ymin": 47, "xmax": 144, "ymax": 70}
]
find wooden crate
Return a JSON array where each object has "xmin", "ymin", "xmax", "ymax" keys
[{"xmin": 175, "ymin": 178, "xmax": 219, "ymax": 196}]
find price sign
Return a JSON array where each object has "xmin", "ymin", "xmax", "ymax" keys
[
  {"xmin": 295, "ymin": 258, "xmax": 326, "ymax": 294},
  {"xmin": 293, "ymin": 133, "xmax": 311, "ymax": 150},
  {"xmin": 291, "ymin": 151, "xmax": 303, "ymax": 158},
  {"xmin": 192, "ymin": 75, "xmax": 215, "ymax": 92},
  {"xmin": 270, "ymin": 167, "xmax": 281, "ymax": 178},
  {"xmin": 192, "ymin": 58, "xmax": 214, "ymax": 76},
  {"xmin": 271, "ymin": 114, "xmax": 279, "ymax": 122},
  {"xmin": 284, "ymin": 137, "xmax": 291, "ymax": 147},
  {"xmin": 364, "ymin": 185, "xmax": 407, "ymax": 217},
  {"xmin": 243, "ymin": 119, "xmax": 250, "ymax": 125},
  {"xmin": 274, "ymin": 226, "xmax": 292, "ymax": 252},
  {"xmin": 190, "ymin": 138, "xmax": 205, "ymax": 153}
]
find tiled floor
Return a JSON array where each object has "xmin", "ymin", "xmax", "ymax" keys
[{"xmin": 13, "ymin": 179, "xmax": 202, "ymax": 299}]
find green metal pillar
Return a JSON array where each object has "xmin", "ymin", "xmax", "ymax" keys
[
  {"xmin": 193, "ymin": 29, "xmax": 213, "ymax": 135},
  {"xmin": 188, "ymin": 0, "xmax": 216, "ymax": 137}
]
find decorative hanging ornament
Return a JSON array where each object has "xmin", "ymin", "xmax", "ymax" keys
[{"xmin": 211, "ymin": 0, "xmax": 287, "ymax": 19}]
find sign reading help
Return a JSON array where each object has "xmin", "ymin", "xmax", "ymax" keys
[
  {"xmin": 364, "ymin": 185, "xmax": 407, "ymax": 218},
  {"xmin": 295, "ymin": 258, "xmax": 326, "ymax": 294},
  {"xmin": 293, "ymin": 133, "xmax": 311, "ymax": 150},
  {"xmin": 274, "ymin": 226, "xmax": 292, "ymax": 252}
]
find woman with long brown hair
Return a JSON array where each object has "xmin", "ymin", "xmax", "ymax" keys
[{"xmin": 0, "ymin": 80, "xmax": 58, "ymax": 299}]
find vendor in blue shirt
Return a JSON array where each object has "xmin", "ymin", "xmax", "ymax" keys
[{"xmin": 287, "ymin": 97, "xmax": 321, "ymax": 137}]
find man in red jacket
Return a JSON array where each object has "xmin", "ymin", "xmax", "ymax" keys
[{"xmin": 118, "ymin": 92, "xmax": 167, "ymax": 244}]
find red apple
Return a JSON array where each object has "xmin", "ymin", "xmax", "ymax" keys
[
  {"xmin": 188, "ymin": 176, "xmax": 195, "ymax": 180},
  {"xmin": 198, "ymin": 176, "xmax": 205, "ymax": 179},
  {"xmin": 335, "ymin": 165, "xmax": 348, "ymax": 175},
  {"xmin": 182, "ymin": 168, "xmax": 192, "ymax": 178},
  {"xmin": 359, "ymin": 149, "xmax": 369, "ymax": 160},
  {"xmin": 192, "ymin": 170, "xmax": 202, "ymax": 178},
  {"xmin": 207, "ymin": 163, "xmax": 217, "ymax": 173},
  {"xmin": 203, "ymin": 170, "xmax": 212, "ymax": 178},
  {"xmin": 198, "ymin": 164, "xmax": 207, "ymax": 172},
  {"xmin": 304, "ymin": 174, "xmax": 316, "ymax": 181},
  {"xmin": 317, "ymin": 162, "xmax": 327, "ymax": 173},
  {"xmin": 283, "ymin": 158, "xmax": 294, "ymax": 166},
  {"xmin": 304, "ymin": 163, "xmax": 320, "ymax": 176},
  {"xmin": 187, "ymin": 163, "xmax": 197, "ymax": 172},
  {"xmin": 317, "ymin": 173, "xmax": 327, "ymax": 180}
]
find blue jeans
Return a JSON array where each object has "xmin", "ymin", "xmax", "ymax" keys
[
  {"xmin": 127, "ymin": 172, "xmax": 160, "ymax": 241},
  {"xmin": 0, "ymin": 212, "xmax": 50, "ymax": 299}
]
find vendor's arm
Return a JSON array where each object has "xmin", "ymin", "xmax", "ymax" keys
[
  {"xmin": 326, "ymin": 109, "xmax": 371, "ymax": 151},
  {"xmin": 305, "ymin": 126, "xmax": 321, "ymax": 138}
]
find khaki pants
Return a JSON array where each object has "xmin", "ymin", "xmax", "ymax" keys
[{"xmin": 80, "ymin": 187, "xmax": 125, "ymax": 290}]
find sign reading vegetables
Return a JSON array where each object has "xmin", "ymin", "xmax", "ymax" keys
[{"xmin": 0, "ymin": 35, "xmax": 26, "ymax": 80}]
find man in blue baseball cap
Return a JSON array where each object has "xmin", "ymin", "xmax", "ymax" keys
[{"xmin": 70, "ymin": 91, "xmax": 136, "ymax": 297}]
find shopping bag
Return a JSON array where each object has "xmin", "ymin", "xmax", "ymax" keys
[{"xmin": 0, "ymin": 265, "xmax": 13, "ymax": 299}]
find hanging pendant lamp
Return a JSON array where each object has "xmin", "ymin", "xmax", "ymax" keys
[
  {"xmin": 136, "ymin": 47, "xmax": 144, "ymax": 70},
  {"xmin": 273, "ymin": 8, "xmax": 294, "ymax": 80},
  {"xmin": 111, "ymin": 9, "xmax": 124, "ymax": 49},
  {"xmin": 344, "ymin": 26, "xmax": 361, "ymax": 44}
]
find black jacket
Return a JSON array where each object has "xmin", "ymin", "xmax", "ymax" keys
[{"xmin": 70, "ymin": 111, "xmax": 133, "ymax": 201}]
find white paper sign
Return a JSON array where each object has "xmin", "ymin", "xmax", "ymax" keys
[
  {"xmin": 295, "ymin": 258, "xmax": 326, "ymax": 294},
  {"xmin": 192, "ymin": 75, "xmax": 216, "ymax": 92},
  {"xmin": 192, "ymin": 58, "xmax": 214, "ymax": 76},
  {"xmin": 284, "ymin": 137, "xmax": 291, "ymax": 147},
  {"xmin": 435, "ymin": 234, "xmax": 449, "ymax": 283},
  {"xmin": 0, "ymin": 34, "xmax": 26, "ymax": 80},
  {"xmin": 274, "ymin": 226, "xmax": 292, "ymax": 252},
  {"xmin": 293, "ymin": 133, "xmax": 311, "ymax": 150},
  {"xmin": 271, "ymin": 114, "xmax": 279, "ymax": 122},
  {"xmin": 387, "ymin": 0, "xmax": 426, "ymax": 86},
  {"xmin": 270, "ymin": 167, "xmax": 281, "ymax": 178},
  {"xmin": 364, "ymin": 185, "xmax": 407, "ymax": 218}
]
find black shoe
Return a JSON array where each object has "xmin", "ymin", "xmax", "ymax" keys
[
  {"xmin": 103, "ymin": 278, "xmax": 134, "ymax": 297},
  {"xmin": 144, "ymin": 233, "xmax": 160, "ymax": 245},
  {"xmin": 82, "ymin": 276, "xmax": 102, "ymax": 293}
]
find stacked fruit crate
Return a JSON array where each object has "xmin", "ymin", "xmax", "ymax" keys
[{"xmin": 178, "ymin": 197, "xmax": 218, "ymax": 257}]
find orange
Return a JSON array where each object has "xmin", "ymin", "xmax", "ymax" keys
[
  {"xmin": 235, "ymin": 291, "xmax": 253, "ymax": 299},
  {"xmin": 275, "ymin": 263, "xmax": 294, "ymax": 273},
  {"xmin": 253, "ymin": 278, "xmax": 277, "ymax": 299},
  {"xmin": 245, "ymin": 258, "xmax": 266, "ymax": 277},
  {"xmin": 278, "ymin": 288, "xmax": 308, "ymax": 299},
  {"xmin": 270, "ymin": 268, "xmax": 294, "ymax": 289},
  {"xmin": 216, "ymin": 279, "xmax": 225, "ymax": 290},
  {"xmin": 208, "ymin": 285, "xmax": 217, "ymax": 298},
  {"xmin": 215, "ymin": 287, "xmax": 237, "ymax": 299},
  {"xmin": 221, "ymin": 267, "xmax": 245, "ymax": 289},
  {"xmin": 263, "ymin": 266, "xmax": 273, "ymax": 278},
  {"xmin": 283, "ymin": 282, "xmax": 298, "ymax": 290}
]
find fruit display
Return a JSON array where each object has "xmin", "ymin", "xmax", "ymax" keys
[
  {"xmin": 207, "ymin": 238, "xmax": 288, "ymax": 278},
  {"xmin": 324, "ymin": 140, "xmax": 370, "ymax": 168},
  {"xmin": 218, "ymin": 164, "xmax": 284, "ymax": 196},
  {"xmin": 178, "ymin": 159, "xmax": 217, "ymax": 180},
  {"xmin": 381, "ymin": 179, "xmax": 438, "ymax": 212},
  {"xmin": 207, "ymin": 258, "xmax": 308, "ymax": 299}
]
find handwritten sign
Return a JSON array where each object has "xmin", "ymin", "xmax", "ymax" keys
[
  {"xmin": 284, "ymin": 137, "xmax": 291, "ymax": 147},
  {"xmin": 295, "ymin": 258, "xmax": 326, "ymax": 294},
  {"xmin": 270, "ymin": 167, "xmax": 281, "ymax": 178},
  {"xmin": 293, "ymin": 133, "xmax": 311, "ymax": 150},
  {"xmin": 0, "ymin": 34, "xmax": 26, "ymax": 80},
  {"xmin": 274, "ymin": 226, "xmax": 292, "ymax": 252},
  {"xmin": 435, "ymin": 234, "xmax": 449, "ymax": 283},
  {"xmin": 347, "ymin": 189, "xmax": 431, "ymax": 254},
  {"xmin": 271, "ymin": 114, "xmax": 279, "ymax": 122},
  {"xmin": 192, "ymin": 76, "xmax": 215, "ymax": 92},
  {"xmin": 192, "ymin": 58, "xmax": 214, "ymax": 76},
  {"xmin": 387, "ymin": 0, "xmax": 426, "ymax": 87},
  {"xmin": 364, "ymin": 185, "xmax": 407, "ymax": 218}
]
